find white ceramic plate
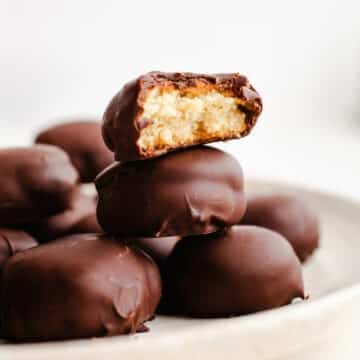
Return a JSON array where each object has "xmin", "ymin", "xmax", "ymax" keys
[{"xmin": 1, "ymin": 179, "xmax": 360, "ymax": 360}]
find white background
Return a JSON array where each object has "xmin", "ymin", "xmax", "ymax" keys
[{"xmin": 1, "ymin": 0, "xmax": 360, "ymax": 198}]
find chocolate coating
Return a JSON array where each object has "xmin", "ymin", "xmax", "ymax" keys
[
  {"xmin": 241, "ymin": 194, "xmax": 320, "ymax": 262},
  {"xmin": 70, "ymin": 213, "xmax": 102, "ymax": 234},
  {"xmin": 0, "ymin": 229, "xmax": 38, "ymax": 270},
  {"xmin": 0, "ymin": 234, "xmax": 162, "ymax": 342},
  {"xmin": 0, "ymin": 145, "xmax": 78, "ymax": 226},
  {"xmin": 103, "ymin": 72, "xmax": 262, "ymax": 161},
  {"xmin": 28, "ymin": 190, "xmax": 100, "ymax": 242},
  {"xmin": 163, "ymin": 226, "xmax": 304, "ymax": 317},
  {"xmin": 96, "ymin": 146, "xmax": 246, "ymax": 237},
  {"xmin": 35, "ymin": 121, "xmax": 114, "ymax": 182},
  {"xmin": 131, "ymin": 236, "xmax": 179, "ymax": 316},
  {"xmin": 133, "ymin": 236, "xmax": 179, "ymax": 269}
]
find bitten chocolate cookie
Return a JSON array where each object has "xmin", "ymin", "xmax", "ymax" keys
[
  {"xmin": 96, "ymin": 146, "xmax": 246, "ymax": 237},
  {"xmin": 35, "ymin": 121, "xmax": 113, "ymax": 182},
  {"xmin": 28, "ymin": 190, "xmax": 101, "ymax": 242},
  {"xmin": 241, "ymin": 194, "xmax": 320, "ymax": 262},
  {"xmin": 0, "ymin": 234, "xmax": 162, "ymax": 342},
  {"xmin": 102, "ymin": 72, "xmax": 262, "ymax": 161},
  {"xmin": 0, "ymin": 229, "xmax": 38, "ymax": 270},
  {"xmin": 162, "ymin": 226, "xmax": 304, "ymax": 317},
  {"xmin": 0, "ymin": 145, "xmax": 78, "ymax": 226}
]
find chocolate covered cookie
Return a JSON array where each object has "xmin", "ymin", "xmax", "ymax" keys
[
  {"xmin": 241, "ymin": 194, "xmax": 320, "ymax": 262},
  {"xmin": 0, "ymin": 145, "xmax": 78, "ymax": 226},
  {"xmin": 96, "ymin": 146, "xmax": 246, "ymax": 237},
  {"xmin": 163, "ymin": 226, "xmax": 304, "ymax": 317},
  {"xmin": 35, "ymin": 121, "xmax": 113, "ymax": 182},
  {"xmin": 103, "ymin": 72, "xmax": 262, "ymax": 161},
  {"xmin": 1, "ymin": 234, "xmax": 162, "ymax": 342}
]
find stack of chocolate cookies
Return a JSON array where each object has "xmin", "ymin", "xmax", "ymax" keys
[
  {"xmin": 96, "ymin": 72, "xmax": 315, "ymax": 316},
  {"xmin": 0, "ymin": 72, "xmax": 320, "ymax": 343}
]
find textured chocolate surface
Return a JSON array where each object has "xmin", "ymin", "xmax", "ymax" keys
[
  {"xmin": 28, "ymin": 190, "xmax": 100, "ymax": 242},
  {"xmin": 0, "ymin": 146, "xmax": 78, "ymax": 226},
  {"xmin": 0, "ymin": 229, "xmax": 38, "ymax": 270},
  {"xmin": 162, "ymin": 226, "xmax": 304, "ymax": 317},
  {"xmin": 241, "ymin": 194, "xmax": 320, "ymax": 262},
  {"xmin": 0, "ymin": 234, "xmax": 162, "ymax": 342},
  {"xmin": 35, "ymin": 121, "xmax": 114, "ymax": 182},
  {"xmin": 102, "ymin": 72, "xmax": 262, "ymax": 161},
  {"xmin": 96, "ymin": 146, "xmax": 246, "ymax": 237}
]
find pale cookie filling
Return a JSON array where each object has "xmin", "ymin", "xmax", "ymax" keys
[{"xmin": 138, "ymin": 88, "xmax": 247, "ymax": 152}]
